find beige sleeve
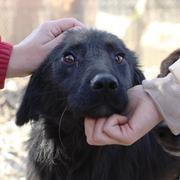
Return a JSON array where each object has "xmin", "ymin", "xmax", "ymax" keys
[{"xmin": 142, "ymin": 59, "xmax": 180, "ymax": 135}]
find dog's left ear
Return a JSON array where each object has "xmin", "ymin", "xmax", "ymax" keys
[
  {"xmin": 16, "ymin": 71, "xmax": 43, "ymax": 126},
  {"xmin": 133, "ymin": 67, "xmax": 145, "ymax": 85}
]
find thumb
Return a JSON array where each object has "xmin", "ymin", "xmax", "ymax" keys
[
  {"xmin": 84, "ymin": 117, "xmax": 96, "ymax": 144},
  {"xmin": 103, "ymin": 115, "xmax": 131, "ymax": 141},
  {"xmin": 46, "ymin": 33, "xmax": 65, "ymax": 49}
]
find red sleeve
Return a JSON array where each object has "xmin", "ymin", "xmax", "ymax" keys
[{"xmin": 0, "ymin": 36, "xmax": 13, "ymax": 89}]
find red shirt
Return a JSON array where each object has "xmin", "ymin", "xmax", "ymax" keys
[{"xmin": 0, "ymin": 37, "xmax": 13, "ymax": 89}]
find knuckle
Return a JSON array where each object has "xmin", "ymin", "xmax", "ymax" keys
[
  {"xmin": 103, "ymin": 125, "xmax": 110, "ymax": 133},
  {"xmin": 93, "ymin": 135, "xmax": 101, "ymax": 143},
  {"xmin": 68, "ymin": 17, "xmax": 78, "ymax": 22},
  {"xmin": 110, "ymin": 114, "xmax": 118, "ymax": 119},
  {"xmin": 103, "ymin": 125, "xmax": 112, "ymax": 135},
  {"xmin": 123, "ymin": 139, "xmax": 135, "ymax": 146},
  {"xmin": 86, "ymin": 138, "xmax": 94, "ymax": 145},
  {"xmin": 40, "ymin": 21, "xmax": 52, "ymax": 29}
]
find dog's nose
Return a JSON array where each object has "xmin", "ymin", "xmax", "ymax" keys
[{"xmin": 91, "ymin": 73, "xmax": 118, "ymax": 91}]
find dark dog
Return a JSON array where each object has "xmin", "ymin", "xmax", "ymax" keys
[
  {"xmin": 155, "ymin": 49, "xmax": 180, "ymax": 157},
  {"xmin": 158, "ymin": 49, "xmax": 180, "ymax": 78},
  {"xmin": 16, "ymin": 30, "xmax": 180, "ymax": 180}
]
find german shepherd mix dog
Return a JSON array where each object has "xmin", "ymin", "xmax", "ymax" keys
[
  {"xmin": 155, "ymin": 49, "xmax": 180, "ymax": 157},
  {"xmin": 16, "ymin": 30, "xmax": 180, "ymax": 180}
]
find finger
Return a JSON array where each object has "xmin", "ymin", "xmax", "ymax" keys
[
  {"xmin": 84, "ymin": 118, "xmax": 96, "ymax": 145},
  {"xmin": 104, "ymin": 114, "xmax": 128, "ymax": 133},
  {"xmin": 107, "ymin": 103, "xmax": 160, "ymax": 145},
  {"xmin": 46, "ymin": 26, "xmax": 84, "ymax": 50},
  {"xmin": 103, "ymin": 115, "xmax": 134, "ymax": 145},
  {"xmin": 51, "ymin": 18, "xmax": 85, "ymax": 36},
  {"xmin": 92, "ymin": 118, "xmax": 107, "ymax": 145},
  {"xmin": 85, "ymin": 118, "xmax": 119, "ymax": 145},
  {"xmin": 55, "ymin": 18, "xmax": 85, "ymax": 29},
  {"xmin": 46, "ymin": 32, "xmax": 66, "ymax": 49},
  {"xmin": 92, "ymin": 118, "xmax": 120, "ymax": 145}
]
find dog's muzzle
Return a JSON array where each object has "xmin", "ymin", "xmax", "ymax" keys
[{"xmin": 90, "ymin": 73, "xmax": 119, "ymax": 92}]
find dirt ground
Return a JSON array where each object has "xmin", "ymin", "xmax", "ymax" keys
[
  {"xmin": 0, "ymin": 78, "xmax": 30, "ymax": 180},
  {"xmin": 0, "ymin": 71, "xmax": 158, "ymax": 180}
]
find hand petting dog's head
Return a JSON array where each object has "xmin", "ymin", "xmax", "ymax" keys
[{"xmin": 16, "ymin": 29, "xmax": 144, "ymax": 125}]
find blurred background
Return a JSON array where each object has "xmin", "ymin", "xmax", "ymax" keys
[{"xmin": 0, "ymin": 0, "xmax": 180, "ymax": 179}]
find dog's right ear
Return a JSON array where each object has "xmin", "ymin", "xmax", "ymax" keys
[
  {"xmin": 133, "ymin": 67, "xmax": 145, "ymax": 85},
  {"xmin": 16, "ymin": 72, "xmax": 42, "ymax": 126}
]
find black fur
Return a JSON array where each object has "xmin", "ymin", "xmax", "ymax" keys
[{"xmin": 16, "ymin": 30, "xmax": 180, "ymax": 180}]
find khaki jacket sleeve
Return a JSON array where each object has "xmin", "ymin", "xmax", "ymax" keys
[{"xmin": 142, "ymin": 59, "xmax": 180, "ymax": 135}]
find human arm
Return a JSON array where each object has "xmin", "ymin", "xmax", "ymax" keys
[
  {"xmin": 84, "ymin": 59, "xmax": 180, "ymax": 145},
  {"xmin": 143, "ymin": 59, "xmax": 180, "ymax": 135},
  {"xmin": 0, "ymin": 18, "xmax": 84, "ymax": 89},
  {"xmin": 7, "ymin": 18, "xmax": 84, "ymax": 78}
]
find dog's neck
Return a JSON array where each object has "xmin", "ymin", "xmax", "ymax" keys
[{"xmin": 36, "ymin": 111, "xmax": 91, "ymax": 167}]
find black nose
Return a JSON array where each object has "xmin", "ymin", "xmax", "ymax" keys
[{"xmin": 91, "ymin": 73, "xmax": 119, "ymax": 91}]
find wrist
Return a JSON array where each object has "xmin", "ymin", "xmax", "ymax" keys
[
  {"xmin": 6, "ymin": 45, "xmax": 28, "ymax": 77},
  {"xmin": 146, "ymin": 91, "xmax": 163, "ymax": 123}
]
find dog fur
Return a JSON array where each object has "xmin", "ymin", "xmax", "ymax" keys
[{"xmin": 16, "ymin": 30, "xmax": 180, "ymax": 180}]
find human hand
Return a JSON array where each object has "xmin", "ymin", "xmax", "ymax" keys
[
  {"xmin": 85, "ymin": 85, "xmax": 163, "ymax": 146},
  {"xmin": 7, "ymin": 18, "xmax": 85, "ymax": 77}
]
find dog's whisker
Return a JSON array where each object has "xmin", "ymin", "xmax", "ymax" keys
[
  {"xmin": 16, "ymin": 29, "xmax": 180, "ymax": 179},
  {"xmin": 58, "ymin": 106, "xmax": 70, "ymax": 160}
]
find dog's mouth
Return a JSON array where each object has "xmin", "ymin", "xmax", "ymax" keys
[
  {"xmin": 86, "ymin": 105, "xmax": 114, "ymax": 118},
  {"xmin": 80, "ymin": 104, "xmax": 124, "ymax": 119},
  {"xmin": 69, "ymin": 88, "xmax": 128, "ymax": 119}
]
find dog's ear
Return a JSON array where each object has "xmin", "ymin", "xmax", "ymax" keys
[
  {"xmin": 126, "ymin": 49, "xmax": 145, "ymax": 85},
  {"xmin": 133, "ymin": 67, "xmax": 145, "ymax": 85},
  {"xmin": 16, "ymin": 72, "xmax": 43, "ymax": 126},
  {"xmin": 16, "ymin": 43, "xmax": 65, "ymax": 126}
]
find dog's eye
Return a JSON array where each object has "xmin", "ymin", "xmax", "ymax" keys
[
  {"xmin": 115, "ymin": 53, "xmax": 125, "ymax": 64},
  {"xmin": 62, "ymin": 54, "xmax": 76, "ymax": 64}
]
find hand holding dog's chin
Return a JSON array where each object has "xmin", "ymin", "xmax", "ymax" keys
[
  {"xmin": 6, "ymin": 18, "xmax": 85, "ymax": 77},
  {"xmin": 85, "ymin": 85, "xmax": 163, "ymax": 146}
]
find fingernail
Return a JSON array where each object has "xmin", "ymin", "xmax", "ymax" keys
[{"xmin": 72, "ymin": 26, "xmax": 85, "ymax": 31}]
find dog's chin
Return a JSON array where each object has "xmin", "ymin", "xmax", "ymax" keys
[{"xmin": 83, "ymin": 105, "xmax": 120, "ymax": 119}]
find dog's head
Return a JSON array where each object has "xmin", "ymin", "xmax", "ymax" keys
[{"xmin": 16, "ymin": 29, "xmax": 144, "ymax": 126}]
